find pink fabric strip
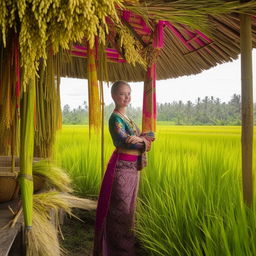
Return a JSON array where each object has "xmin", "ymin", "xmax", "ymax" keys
[
  {"xmin": 122, "ymin": 10, "xmax": 131, "ymax": 20},
  {"xmin": 142, "ymin": 63, "xmax": 157, "ymax": 132},
  {"xmin": 153, "ymin": 21, "xmax": 165, "ymax": 49},
  {"xmin": 118, "ymin": 152, "xmax": 138, "ymax": 162},
  {"xmin": 106, "ymin": 48, "xmax": 119, "ymax": 53},
  {"xmin": 72, "ymin": 46, "xmax": 121, "ymax": 57},
  {"xmin": 166, "ymin": 22, "xmax": 212, "ymax": 53},
  {"xmin": 181, "ymin": 26, "xmax": 203, "ymax": 45},
  {"xmin": 180, "ymin": 24, "xmax": 211, "ymax": 54},
  {"xmin": 166, "ymin": 22, "xmax": 194, "ymax": 51},
  {"xmin": 72, "ymin": 45, "xmax": 87, "ymax": 51},
  {"xmin": 122, "ymin": 10, "xmax": 151, "ymax": 35},
  {"xmin": 70, "ymin": 50, "xmax": 86, "ymax": 57},
  {"xmin": 108, "ymin": 58, "xmax": 126, "ymax": 63},
  {"xmin": 71, "ymin": 46, "xmax": 125, "ymax": 62},
  {"xmin": 153, "ymin": 63, "xmax": 157, "ymax": 120},
  {"xmin": 195, "ymin": 30, "xmax": 212, "ymax": 43}
]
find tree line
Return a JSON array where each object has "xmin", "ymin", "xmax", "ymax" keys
[{"xmin": 62, "ymin": 94, "xmax": 256, "ymax": 125}]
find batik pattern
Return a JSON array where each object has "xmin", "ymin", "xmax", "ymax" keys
[{"xmin": 109, "ymin": 112, "xmax": 145, "ymax": 150}]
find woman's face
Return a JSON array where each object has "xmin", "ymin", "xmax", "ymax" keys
[{"xmin": 112, "ymin": 84, "xmax": 131, "ymax": 108}]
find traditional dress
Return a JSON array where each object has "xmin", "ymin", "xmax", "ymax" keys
[{"xmin": 93, "ymin": 111, "xmax": 154, "ymax": 256}]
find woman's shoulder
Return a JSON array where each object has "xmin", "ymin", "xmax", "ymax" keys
[{"xmin": 109, "ymin": 112, "xmax": 124, "ymax": 124}]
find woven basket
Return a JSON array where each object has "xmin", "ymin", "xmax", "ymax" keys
[{"xmin": 0, "ymin": 156, "xmax": 45, "ymax": 203}]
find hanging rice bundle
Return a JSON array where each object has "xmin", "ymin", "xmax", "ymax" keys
[
  {"xmin": 0, "ymin": 35, "xmax": 20, "ymax": 156},
  {"xmin": 116, "ymin": 24, "xmax": 147, "ymax": 68},
  {"xmin": 0, "ymin": 0, "xmax": 139, "ymax": 89},
  {"xmin": 54, "ymin": 52, "xmax": 63, "ymax": 130},
  {"xmin": 34, "ymin": 52, "xmax": 62, "ymax": 158}
]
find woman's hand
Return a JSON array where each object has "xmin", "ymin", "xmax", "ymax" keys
[{"xmin": 125, "ymin": 135, "xmax": 144, "ymax": 144}]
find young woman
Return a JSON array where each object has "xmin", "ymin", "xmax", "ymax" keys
[{"xmin": 93, "ymin": 80, "xmax": 155, "ymax": 256}]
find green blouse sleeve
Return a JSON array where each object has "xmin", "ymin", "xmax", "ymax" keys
[{"xmin": 109, "ymin": 114, "xmax": 145, "ymax": 150}]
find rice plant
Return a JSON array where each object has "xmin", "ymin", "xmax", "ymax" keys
[
  {"xmin": 137, "ymin": 126, "xmax": 256, "ymax": 256},
  {"xmin": 55, "ymin": 125, "xmax": 256, "ymax": 255},
  {"xmin": 54, "ymin": 125, "xmax": 113, "ymax": 197}
]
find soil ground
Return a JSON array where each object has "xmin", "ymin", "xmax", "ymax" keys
[{"xmin": 60, "ymin": 208, "xmax": 148, "ymax": 256}]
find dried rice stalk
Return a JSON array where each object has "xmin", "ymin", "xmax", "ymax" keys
[
  {"xmin": 33, "ymin": 160, "xmax": 73, "ymax": 193},
  {"xmin": 58, "ymin": 193, "xmax": 98, "ymax": 211},
  {"xmin": 26, "ymin": 212, "xmax": 64, "ymax": 256},
  {"xmin": 19, "ymin": 190, "xmax": 96, "ymax": 256}
]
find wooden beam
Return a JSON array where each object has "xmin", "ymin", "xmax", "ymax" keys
[{"xmin": 240, "ymin": 13, "xmax": 253, "ymax": 206}]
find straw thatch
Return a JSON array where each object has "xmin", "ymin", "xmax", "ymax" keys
[
  {"xmin": 128, "ymin": 0, "xmax": 256, "ymax": 31},
  {"xmin": 156, "ymin": 14, "xmax": 255, "ymax": 79},
  {"xmin": 59, "ymin": 1, "xmax": 256, "ymax": 82}
]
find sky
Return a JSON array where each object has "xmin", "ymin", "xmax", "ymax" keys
[{"xmin": 60, "ymin": 50, "xmax": 256, "ymax": 109}]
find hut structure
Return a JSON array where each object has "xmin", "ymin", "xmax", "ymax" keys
[{"xmin": 0, "ymin": 0, "xmax": 256, "ymax": 255}]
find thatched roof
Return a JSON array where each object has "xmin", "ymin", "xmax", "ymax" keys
[{"xmin": 59, "ymin": 1, "xmax": 256, "ymax": 82}]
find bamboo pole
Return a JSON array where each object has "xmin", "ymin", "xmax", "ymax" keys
[
  {"xmin": 98, "ymin": 42, "xmax": 108, "ymax": 178},
  {"xmin": 240, "ymin": 13, "xmax": 253, "ymax": 206},
  {"xmin": 87, "ymin": 44, "xmax": 101, "ymax": 138},
  {"xmin": 100, "ymin": 80, "xmax": 105, "ymax": 178},
  {"xmin": 19, "ymin": 77, "xmax": 36, "ymax": 254}
]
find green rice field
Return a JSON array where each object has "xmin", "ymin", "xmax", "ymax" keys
[{"xmin": 55, "ymin": 125, "xmax": 256, "ymax": 256}]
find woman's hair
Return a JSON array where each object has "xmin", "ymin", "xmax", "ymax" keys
[{"xmin": 111, "ymin": 80, "xmax": 130, "ymax": 96}]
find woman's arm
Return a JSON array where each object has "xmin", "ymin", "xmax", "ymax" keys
[
  {"xmin": 109, "ymin": 117, "xmax": 145, "ymax": 150},
  {"xmin": 139, "ymin": 131, "xmax": 155, "ymax": 152},
  {"xmin": 140, "ymin": 131, "xmax": 155, "ymax": 140}
]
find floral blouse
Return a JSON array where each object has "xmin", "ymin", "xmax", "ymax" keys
[{"xmin": 109, "ymin": 112, "xmax": 145, "ymax": 150}]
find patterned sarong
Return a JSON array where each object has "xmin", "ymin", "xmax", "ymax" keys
[{"xmin": 93, "ymin": 150, "xmax": 140, "ymax": 256}]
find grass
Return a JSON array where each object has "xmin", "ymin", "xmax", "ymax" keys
[
  {"xmin": 55, "ymin": 124, "xmax": 256, "ymax": 256},
  {"xmin": 54, "ymin": 126, "xmax": 109, "ymax": 197}
]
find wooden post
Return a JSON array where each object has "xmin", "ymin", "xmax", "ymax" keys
[
  {"xmin": 240, "ymin": 14, "xmax": 253, "ymax": 206},
  {"xmin": 142, "ymin": 21, "xmax": 165, "ymax": 133},
  {"xmin": 98, "ymin": 42, "xmax": 107, "ymax": 178},
  {"xmin": 87, "ymin": 44, "xmax": 101, "ymax": 138},
  {"xmin": 142, "ymin": 64, "xmax": 157, "ymax": 133}
]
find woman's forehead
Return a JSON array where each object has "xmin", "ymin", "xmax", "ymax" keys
[{"xmin": 116, "ymin": 84, "xmax": 131, "ymax": 93}]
